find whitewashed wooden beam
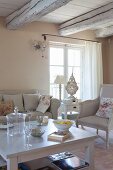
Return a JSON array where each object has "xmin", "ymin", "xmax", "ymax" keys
[
  {"xmin": 96, "ymin": 26, "xmax": 113, "ymax": 37},
  {"xmin": 59, "ymin": 2, "xmax": 113, "ymax": 36},
  {"xmin": 6, "ymin": 0, "xmax": 72, "ymax": 29}
]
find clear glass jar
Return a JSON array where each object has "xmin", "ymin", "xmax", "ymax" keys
[{"xmin": 7, "ymin": 107, "xmax": 26, "ymax": 136}]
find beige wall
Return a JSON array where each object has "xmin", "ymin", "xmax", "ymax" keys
[
  {"xmin": 0, "ymin": 18, "xmax": 59, "ymax": 92},
  {"xmin": 101, "ymin": 38, "xmax": 109, "ymax": 83},
  {"xmin": 0, "ymin": 17, "xmax": 107, "ymax": 93},
  {"xmin": 104, "ymin": 37, "xmax": 113, "ymax": 84}
]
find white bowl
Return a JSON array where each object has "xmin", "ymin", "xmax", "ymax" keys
[{"xmin": 53, "ymin": 119, "xmax": 73, "ymax": 132}]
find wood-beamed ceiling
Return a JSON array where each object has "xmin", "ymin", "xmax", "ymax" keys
[
  {"xmin": 59, "ymin": 1, "xmax": 113, "ymax": 37},
  {"xmin": 0, "ymin": 0, "xmax": 113, "ymax": 37}
]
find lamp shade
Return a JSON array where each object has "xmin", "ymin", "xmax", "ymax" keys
[{"xmin": 54, "ymin": 75, "xmax": 65, "ymax": 84}]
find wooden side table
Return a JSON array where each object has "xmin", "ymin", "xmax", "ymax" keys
[{"xmin": 58, "ymin": 100, "xmax": 79, "ymax": 119}]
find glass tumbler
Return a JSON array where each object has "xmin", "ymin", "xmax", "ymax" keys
[{"xmin": 6, "ymin": 114, "xmax": 14, "ymax": 136}]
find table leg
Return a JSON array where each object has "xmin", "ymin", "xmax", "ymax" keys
[
  {"xmin": 84, "ymin": 141, "xmax": 95, "ymax": 170},
  {"xmin": 7, "ymin": 157, "xmax": 18, "ymax": 170}
]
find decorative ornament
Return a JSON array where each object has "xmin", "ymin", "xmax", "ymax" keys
[
  {"xmin": 32, "ymin": 35, "xmax": 47, "ymax": 58},
  {"xmin": 65, "ymin": 72, "xmax": 78, "ymax": 101}
]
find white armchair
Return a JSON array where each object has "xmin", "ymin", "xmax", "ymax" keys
[{"xmin": 76, "ymin": 84, "xmax": 113, "ymax": 148}]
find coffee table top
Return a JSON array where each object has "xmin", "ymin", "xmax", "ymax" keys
[{"xmin": 0, "ymin": 119, "xmax": 96, "ymax": 159}]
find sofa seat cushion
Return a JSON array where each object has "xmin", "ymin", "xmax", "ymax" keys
[
  {"xmin": 78, "ymin": 115, "xmax": 109, "ymax": 130},
  {"xmin": 23, "ymin": 94, "xmax": 40, "ymax": 111},
  {"xmin": 25, "ymin": 111, "xmax": 52, "ymax": 121},
  {"xmin": 3, "ymin": 94, "xmax": 24, "ymax": 112}
]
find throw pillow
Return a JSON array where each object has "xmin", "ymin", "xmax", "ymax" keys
[
  {"xmin": 0, "ymin": 100, "xmax": 14, "ymax": 116},
  {"xmin": 96, "ymin": 97, "xmax": 113, "ymax": 118},
  {"xmin": 36, "ymin": 95, "xmax": 52, "ymax": 113},
  {"xmin": 3, "ymin": 94, "xmax": 24, "ymax": 112},
  {"xmin": 23, "ymin": 94, "xmax": 40, "ymax": 111}
]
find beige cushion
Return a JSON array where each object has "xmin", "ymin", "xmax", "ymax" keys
[
  {"xmin": 36, "ymin": 95, "xmax": 51, "ymax": 113},
  {"xmin": 3, "ymin": 94, "xmax": 24, "ymax": 112},
  {"xmin": 23, "ymin": 94, "xmax": 40, "ymax": 111},
  {"xmin": 0, "ymin": 100, "xmax": 14, "ymax": 116},
  {"xmin": 78, "ymin": 115, "xmax": 109, "ymax": 130}
]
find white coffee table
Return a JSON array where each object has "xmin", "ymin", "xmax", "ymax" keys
[{"xmin": 0, "ymin": 120, "xmax": 96, "ymax": 170}]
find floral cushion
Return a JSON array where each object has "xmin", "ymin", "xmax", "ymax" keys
[
  {"xmin": 36, "ymin": 95, "xmax": 52, "ymax": 113},
  {"xmin": 96, "ymin": 98, "xmax": 113, "ymax": 118},
  {"xmin": 0, "ymin": 100, "xmax": 14, "ymax": 116}
]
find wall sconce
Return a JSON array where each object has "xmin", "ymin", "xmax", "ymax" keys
[{"xmin": 32, "ymin": 35, "xmax": 47, "ymax": 58}]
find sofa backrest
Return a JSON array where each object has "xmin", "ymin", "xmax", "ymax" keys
[
  {"xmin": 0, "ymin": 90, "xmax": 40, "ymax": 112},
  {"xmin": 0, "ymin": 89, "xmax": 39, "ymax": 95}
]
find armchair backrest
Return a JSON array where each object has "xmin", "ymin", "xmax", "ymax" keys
[{"xmin": 100, "ymin": 84, "xmax": 113, "ymax": 98}]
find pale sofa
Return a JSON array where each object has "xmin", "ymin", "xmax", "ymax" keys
[{"xmin": 0, "ymin": 89, "xmax": 60, "ymax": 120}]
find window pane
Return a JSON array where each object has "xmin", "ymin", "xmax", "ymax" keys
[
  {"xmin": 68, "ymin": 49, "xmax": 80, "ymax": 66},
  {"xmin": 50, "ymin": 47, "xmax": 64, "ymax": 65},
  {"xmin": 49, "ymin": 45, "xmax": 83, "ymax": 100},
  {"xmin": 50, "ymin": 84, "xmax": 59, "ymax": 99},
  {"xmin": 50, "ymin": 66, "xmax": 64, "ymax": 83},
  {"xmin": 50, "ymin": 84, "xmax": 64, "ymax": 100}
]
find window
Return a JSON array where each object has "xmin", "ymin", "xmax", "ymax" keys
[{"xmin": 49, "ymin": 43, "xmax": 84, "ymax": 100}]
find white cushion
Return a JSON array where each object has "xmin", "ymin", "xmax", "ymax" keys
[
  {"xmin": 96, "ymin": 97, "xmax": 113, "ymax": 118},
  {"xmin": 36, "ymin": 95, "xmax": 51, "ymax": 113},
  {"xmin": 23, "ymin": 94, "xmax": 40, "ymax": 111},
  {"xmin": 3, "ymin": 94, "xmax": 24, "ymax": 112}
]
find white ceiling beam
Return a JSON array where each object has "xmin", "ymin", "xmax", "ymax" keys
[
  {"xmin": 59, "ymin": 2, "xmax": 113, "ymax": 36},
  {"xmin": 6, "ymin": 0, "xmax": 72, "ymax": 29},
  {"xmin": 96, "ymin": 26, "xmax": 113, "ymax": 38}
]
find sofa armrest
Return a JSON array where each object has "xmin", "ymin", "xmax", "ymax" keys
[
  {"xmin": 49, "ymin": 98, "xmax": 60, "ymax": 119},
  {"xmin": 78, "ymin": 97, "xmax": 100, "ymax": 119}
]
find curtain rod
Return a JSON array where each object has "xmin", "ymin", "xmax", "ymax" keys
[{"xmin": 42, "ymin": 33, "xmax": 99, "ymax": 43}]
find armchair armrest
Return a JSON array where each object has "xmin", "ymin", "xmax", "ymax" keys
[
  {"xmin": 78, "ymin": 97, "xmax": 100, "ymax": 119},
  {"xmin": 49, "ymin": 98, "xmax": 60, "ymax": 119}
]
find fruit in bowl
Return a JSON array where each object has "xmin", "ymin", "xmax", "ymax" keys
[{"xmin": 53, "ymin": 119, "xmax": 73, "ymax": 132}]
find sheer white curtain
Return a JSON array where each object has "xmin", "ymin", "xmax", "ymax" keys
[{"xmin": 82, "ymin": 42, "xmax": 103, "ymax": 100}]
